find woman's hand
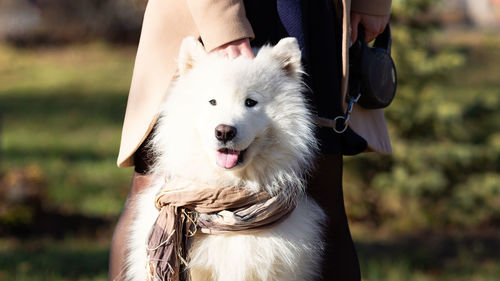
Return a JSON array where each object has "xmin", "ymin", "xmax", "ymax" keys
[
  {"xmin": 351, "ymin": 12, "xmax": 390, "ymax": 43},
  {"xmin": 211, "ymin": 38, "xmax": 254, "ymax": 59}
]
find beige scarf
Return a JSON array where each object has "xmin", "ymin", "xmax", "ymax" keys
[{"xmin": 146, "ymin": 185, "xmax": 297, "ymax": 281}]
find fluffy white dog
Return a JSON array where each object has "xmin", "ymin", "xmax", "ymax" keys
[{"xmin": 125, "ymin": 37, "xmax": 326, "ymax": 281}]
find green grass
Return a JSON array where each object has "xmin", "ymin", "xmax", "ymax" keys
[
  {"xmin": 0, "ymin": 42, "xmax": 134, "ymax": 217},
  {"xmin": 0, "ymin": 238, "xmax": 109, "ymax": 281},
  {"xmin": 356, "ymin": 233, "xmax": 500, "ymax": 281},
  {"xmin": 0, "ymin": 30, "xmax": 499, "ymax": 280}
]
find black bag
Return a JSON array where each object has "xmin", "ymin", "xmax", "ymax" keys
[{"xmin": 348, "ymin": 25, "xmax": 397, "ymax": 109}]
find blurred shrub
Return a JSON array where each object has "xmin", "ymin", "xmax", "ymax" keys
[
  {"xmin": 0, "ymin": 0, "xmax": 146, "ymax": 46},
  {"xmin": 344, "ymin": 0, "xmax": 500, "ymax": 232},
  {"xmin": 0, "ymin": 165, "xmax": 45, "ymax": 230}
]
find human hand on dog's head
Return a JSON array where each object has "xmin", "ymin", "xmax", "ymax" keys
[
  {"xmin": 211, "ymin": 38, "xmax": 254, "ymax": 59},
  {"xmin": 177, "ymin": 36, "xmax": 301, "ymax": 79}
]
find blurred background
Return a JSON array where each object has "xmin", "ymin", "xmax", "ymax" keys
[{"xmin": 0, "ymin": 0, "xmax": 498, "ymax": 280}]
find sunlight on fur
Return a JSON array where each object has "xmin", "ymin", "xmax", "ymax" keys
[{"xmin": 125, "ymin": 37, "xmax": 326, "ymax": 281}]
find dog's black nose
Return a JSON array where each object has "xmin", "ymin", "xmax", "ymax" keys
[{"xmin": 215, "ymin": 124, "xmax": 237, "ymax": 142}]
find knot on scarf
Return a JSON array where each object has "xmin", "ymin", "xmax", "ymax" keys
[{"xmin": 146, "ymin": 186, "xmax": 298, "ymax": 281}]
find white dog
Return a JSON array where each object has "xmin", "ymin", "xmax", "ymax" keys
[{"xmin": 125, "ymin": 37, "xmax": 326, "ymax": 281}]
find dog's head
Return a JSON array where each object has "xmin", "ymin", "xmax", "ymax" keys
[{"xmin": 151, "ymin": 37, "xmax": 317, "ymax": 193}]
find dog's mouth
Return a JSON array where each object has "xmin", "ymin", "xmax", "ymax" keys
[{"xmin": 216, "ymin": 148, "xmax": 247, "ymax": 169}]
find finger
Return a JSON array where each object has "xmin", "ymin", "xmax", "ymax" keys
[
  {"xmin": 371, "ymin": 25, "xmax": 385, "ymax": 39},
  {"xmin": 217, "ymin": 50, "xmax": 228, "ymax": 58},
  {"xmin": 227, "ymin": 47, "xmax": 240, "ymax": 59},
  {"xmin": 374, "ymin": 17, "xmax": 390, "ymax": 38},
  {"xmin": 362, "ymin": 23, "xmax": 378, "ymax": 42},
  {"xmin": 241, "ymin": 47, "xmax": 254, "ymax": 59},
  {"xmin": 365, "ymin": 31, "xmax": 376, "ymax": 43},
  {"xmin": 379, "ymin": 24, "xmax": 386, "ymax": 35},
  {"xmin": 238, "ymin": 39, "xmax": 254, "ymax": 59}
]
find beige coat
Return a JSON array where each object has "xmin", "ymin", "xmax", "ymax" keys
[{"xmin": 117, "ymin": 0, "xmax": 393, "ymax": 167}]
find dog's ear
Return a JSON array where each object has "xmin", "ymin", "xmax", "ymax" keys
[
  {"xmin": 178, "ymin": 37, "xmax": 206, "ymax": 76},
  {"xmin": 270, "ymin": 37, "xmax": 302, "ymax": 78}
]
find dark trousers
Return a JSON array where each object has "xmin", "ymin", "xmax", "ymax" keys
[{"xmin": 307, "ymin": 155, "xmax": 361, "ymax": 281}]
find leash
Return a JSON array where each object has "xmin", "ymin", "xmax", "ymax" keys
[{"xmin": 313, "ymin": 92, "xmax": 361, "ymax": 134}]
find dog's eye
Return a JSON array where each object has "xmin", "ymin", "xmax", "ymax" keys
[
  {"xmin": 245, "ymin": 98, "xmax": 258, "ymax": 107},
  {"xmin": 209, "ymin": 99, "xmax": 217, "ymax": 106}
]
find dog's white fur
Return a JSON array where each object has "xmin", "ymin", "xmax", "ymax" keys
[{"xmin": 125, "ymin": 37, "xmax": 326, "ymax": 281}]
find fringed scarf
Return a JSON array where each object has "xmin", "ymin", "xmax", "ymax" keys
[{"xmin": 146, "ymin": 185, "xmax": 297, "ymax": 281}]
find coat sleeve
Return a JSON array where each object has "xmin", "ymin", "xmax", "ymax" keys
[
  {"xmin": 351, "ymin": 0, "xmax": 392, "ymax": 16},
  {"xmin": 186, "ymin": 0, "xmax": 255, "ymax": 52}
]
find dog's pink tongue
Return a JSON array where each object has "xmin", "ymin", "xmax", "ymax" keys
[{"xmin": 216, "ymin": 150, "xmax": 240, "ymax": 169}]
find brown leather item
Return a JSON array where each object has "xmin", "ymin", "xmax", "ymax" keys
[{"xmin": 109, "ymin": 173, "xmax": 158, "ymax": 281}]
